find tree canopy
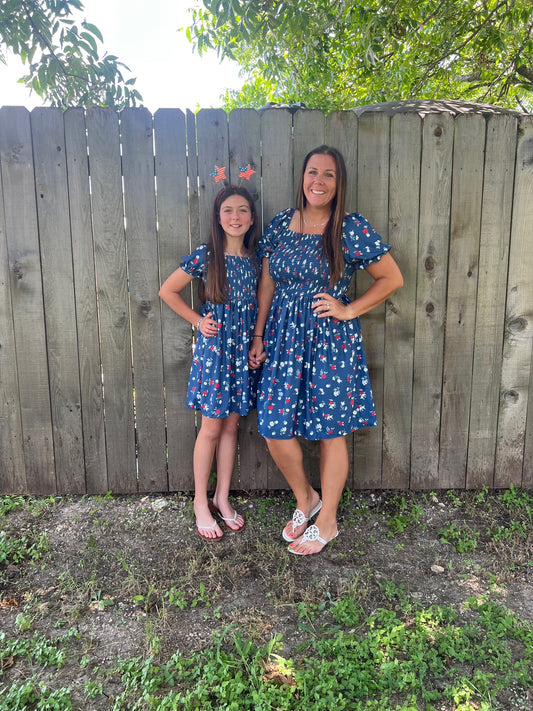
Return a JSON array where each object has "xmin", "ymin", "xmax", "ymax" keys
[
  {"xmin": 186, "ymin": 0, "xmax": 533, "ymax": 112},
  {"xmin": 0, "ymin": 0, "xmax": 141, "ymax": 109}
]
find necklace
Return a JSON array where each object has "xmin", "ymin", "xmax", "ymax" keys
[{"xmin": 303, "ymin": 213, "xmax": 330, "ymax": 228}]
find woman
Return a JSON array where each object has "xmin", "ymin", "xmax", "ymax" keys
[{"xmin": 249, "ymin": 145, "xmax": 403, "ymax": 555}]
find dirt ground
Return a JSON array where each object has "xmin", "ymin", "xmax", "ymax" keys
[{"xmin": 1, "ymin": 488, "xmax": 533, "ymax": 709}]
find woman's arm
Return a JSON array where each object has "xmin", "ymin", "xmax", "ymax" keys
[
  {"xmin": 249, "ymin": 257, "xmax": 276, "ymax": 369},
  {"xmin": 159, "ymin": 267, "xmax": 218, "ymax": 337},
  {"xmin": 313, "ymin": 252, "xmax": 403, "ymax": 320}
]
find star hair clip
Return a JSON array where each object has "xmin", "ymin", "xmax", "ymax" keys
[{"xmin": 209, "ymin": 163, "xmax": 256, "ymax": 184}]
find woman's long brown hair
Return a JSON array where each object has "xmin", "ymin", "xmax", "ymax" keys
[
  {"xmin": 200, "ymin": 186, "xmax": 258, "ymax": 304},
  {"xmin": 296, "ymin": 145, "xmax": 347, "ymax": 286}
]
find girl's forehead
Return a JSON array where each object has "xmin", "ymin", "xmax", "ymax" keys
[
  {"xmin": 220, "ymin": 194, "xmax": 251, "ymax": 209},
  {"xmin": 306, "ymin": 154, "xmax": 336, "ymax": 172}
]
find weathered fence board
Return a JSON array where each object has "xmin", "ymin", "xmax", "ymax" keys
[
  {"xmin": 121, "ymin": 108, "xmax": 168, "ymax": 492},
  {"xmin": 383, "ymin": 113, "xmax": 421, "ymax": 489},
  {"xmin": 64, "ymin": 108, "xmax": 108, "ymax": 494},
  {"xmin": 0, "ymin": 151, "xmax": 25, "ymax": 492},
  {"xmin": 495, "ymin": 116, "xmax": 533, "ymax": 488},
  {"xmin": 0, "ymin": 104, "xmax": 532, "ymax": 495},
  {"xmin": 439, "ymin": 114, "xmax": 486, "ymax": 488},
  {"xmin": 154, "ymin": 109, "xmax": 196, "ymax": 492},
  {"xmin": 86, "ymin": 108, "xmax": 136, "ymax": 493},
  {"xmin": 354, "ymin": 111, "xmax": 390, "ymax": 488},
  {"xmin": 0, "ymin": 107, "xmax": 55, "ymax": 494},
  {"xmin": 466, "ymin": 115, "xmax": 517, "ymax": 489},
  {"xmin": 410, "ymin": 112, "xmax": 453, "ymax": 490},
  {"xmin": 32, "ymin": 108, "xmax": 85, "ymax": 494}
]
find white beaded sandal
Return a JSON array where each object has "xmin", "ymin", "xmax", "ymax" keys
[
  {"xmin": 287, "ymin": 524, "xmax": 338, "ymax": 555},
  {"xmin": 282, "ymin": 500, "xmax": 322, "ymax": 542}
]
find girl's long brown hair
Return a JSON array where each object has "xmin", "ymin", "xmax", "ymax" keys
[
  {"xmin": 201, "ymin": 186, "xmax": 258, "ymax": 304},
  {"xmin": 296, "ymin": 145, "xmax": 347, "ymax": 286}
]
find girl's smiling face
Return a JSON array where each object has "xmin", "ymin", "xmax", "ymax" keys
[
  {"xmin": 303, "ymin": 154, "xmax": 337, "ymax": 210},
  {"xmin": 218, "ymin": 194, "xmax": 254, "ymax": 240}
]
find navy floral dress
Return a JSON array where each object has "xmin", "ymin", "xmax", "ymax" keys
[
  {"xmin": 257, "ymin": 209, "xmax": 390, "ymax": 440},
  {"xmin": 180, "ymin": 244, "xmax": 260, "ymax": 417}
]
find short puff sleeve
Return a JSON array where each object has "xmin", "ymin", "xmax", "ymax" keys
[
  {"xmin": 342, "ymin": 213, "xmax": 391, "ymax": 270},
  {"xmin": 258, "ymin": 208, "xmax": 293, "ymax": 259},
  {"xmin": 180, "ymin": 243, "xmax": 207, "ymax": 278}
]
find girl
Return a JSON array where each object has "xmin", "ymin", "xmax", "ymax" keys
[{"xmin": 159, "ymin": 186, "xmax": 260, "ymax": 541}]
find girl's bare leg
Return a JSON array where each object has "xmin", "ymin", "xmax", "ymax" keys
[
  {"xmin": 193, "ymin": 416, "xmax": 224, "ymax": 539},
  {"xmin": 265, "ymin": 437, "xmax": 321, "ymax": 540},
  {"xmin": 288, "ymin": 436, "xmax": 348, "ymax": 555},
  {"xmin": 212, "ymin": 412, "xmax": 244, "ymax": 530}
]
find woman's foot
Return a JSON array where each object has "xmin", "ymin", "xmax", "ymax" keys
[
  {"xmin": 209, "ymin": 499, "xmax": 245, "ymax": 532},
  {"xmin": 282, "ymin": 491, "xmax": 322, "ymax": 541},
  {"xmin": 288, "ymin": 521, "xmax": 338, "ymax": 556}
]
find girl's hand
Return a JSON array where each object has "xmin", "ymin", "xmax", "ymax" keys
[
  {"xmin": 248, "ymin": 338, "xmax": 266, "ymax": 369},
  {"xmin": 312, "ymin": 293, "xmax": 351, "ymax": 321},
  {"xmin": 198, "ymin": 312, "xmax": 220, "ymax": 337}
]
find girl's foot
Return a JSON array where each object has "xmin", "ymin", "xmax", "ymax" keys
[
  {"xmin": 282, "ymin": 492, "xmax": 322, "ymax": 542},
  {"xmin": 209, "ymin": 500, "xmax": 245, "ymax": 532},
  {"xmin": 194, "ymin": 502, "xmax": 224, "ymax": 540}
]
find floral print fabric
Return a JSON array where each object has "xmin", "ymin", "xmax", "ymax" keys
[
  {"xmin": 257, "ymin": 209, "xmax": 390, "ymax": 440},
  {"xmin": 180, "ymin": 244, "xmax": 260, "ymax": 417}
]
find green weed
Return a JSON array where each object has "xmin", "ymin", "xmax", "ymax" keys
[{"xmin": 438, "ymin": 522, "xmax": 479, "ymax": 553}]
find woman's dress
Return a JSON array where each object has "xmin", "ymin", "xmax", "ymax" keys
[
  {"xmin": 257, "ymin": 209, "xmax": 390, "ymax": 440},
  {"xmin": 181, "ymin": 244, "xmax": 260, "ymax": 417}
]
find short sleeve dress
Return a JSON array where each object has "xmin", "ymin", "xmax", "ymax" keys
[
  {"xmin": 257, "ymin": 209, "xmax": 391, "ymax": 440},
  {"xmin": 180, "ymin": 244, "xmax": 260, "ymax": 417}
]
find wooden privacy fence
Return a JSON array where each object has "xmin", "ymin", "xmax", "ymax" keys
[{"xmin": 0, "ymin": 103, "xmax": 532, "ymax": 495}]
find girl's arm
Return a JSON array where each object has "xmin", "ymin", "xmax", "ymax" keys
[
  {"xmin": 313, "ymin": 252, "xmax": 403, "ymax": 320},
  {"xmin": 249, "ymin": 258, "xmax": 275, "ymax": 369},
  {"xmin": 159, "ymin": 267, "xmax": 218, "ymax": 337}
]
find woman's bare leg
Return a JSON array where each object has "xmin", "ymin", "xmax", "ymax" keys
[
  {"xmin": 266, "ymin": 437, "xmax": 321, "ymax": 540},
  {"xmin": 288, "ymin": 436, "xmax": 347, "ymax": 555}
]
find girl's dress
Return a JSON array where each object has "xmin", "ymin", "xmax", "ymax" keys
[
  {"xmin": 180, "ymin": 244, "xmax": 260, "ymax": 417},
  {"xmin": 258, "ymin": 209, "xmax": 390, "ymax": 440}
]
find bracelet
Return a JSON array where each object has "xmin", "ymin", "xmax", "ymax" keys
[
  {"xmin": 252, "ymin": 334, "xmax": 263, "ymax": 339},
  {"xmin": 196, "ymin": 316, "xmax": 205, "ymax": 330}
]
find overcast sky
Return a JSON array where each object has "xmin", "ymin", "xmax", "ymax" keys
[{"xmin": 0, "ymin": 0, "xmax": 242, "ymax": 111}]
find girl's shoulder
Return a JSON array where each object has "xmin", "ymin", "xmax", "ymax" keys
[{"xmin": 180, "ymin": 243, "xmax": 208, "ymax": 276}]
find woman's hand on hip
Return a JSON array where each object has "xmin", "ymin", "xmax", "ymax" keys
[{"xmin": 312, "ymin": 293, "xmax": 353, "ymax": 321}]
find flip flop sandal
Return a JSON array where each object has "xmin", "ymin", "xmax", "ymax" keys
[
  {"xmin": 282, "ymin": 499, "xmax": 322, "ymax": 542},
  {"xmin": 196, "ymin": 518, "xmax": 223, "ymax": 541},
  {"xmin": 208, "ymin": 502, "xmax": 245, "ymax": 532},
  {"xmin": 288, "ymin": 524, "xmax": 338, "ymax": 555}
]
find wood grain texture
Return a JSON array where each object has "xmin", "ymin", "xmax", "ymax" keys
[
  {"xmin": 86, "ymin": 108, "xmax": 136, "ymax": 493},
  {"xmin": 354, "ymin": 112, "xmax": 391, "ymax": 489},
  {"xmin": 439, "ymin": 114, "xmax": 485, "ymax": 488},
  {"xmin": 467, "ymin": 115, "xmax": 517, "ymax": 489},
  {"xmin": 382, "ymin": 113, "xmax": 421, "ymax": 489},
  {"xmin": 64, "ymin": 108, "xmax": 107, "ymax": 494},
  {"xmin": 0, "ymin": 107, "xmax": 55, "ymax": 494},
  {"xmin": 496, "ymin": 116, "xmax": 533, "ymax": 488},
  {"xmin": 154, "ymin": 109, "xmax": 196, "ymax": 491},
  {"xmin": 410, "ymin": 113, "xmax": 454, "ymax": 490},
  {"xmin": 121, "ymin": 108, "xmax": 167, "ymax": 492}
]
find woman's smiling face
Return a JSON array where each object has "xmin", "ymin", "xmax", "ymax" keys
[{"xmin": 303, "ymin": 153, "xmax": 337, "ymax": 210}]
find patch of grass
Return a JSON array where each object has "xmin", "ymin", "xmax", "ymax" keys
[
  {"xmin": 0, "ymin": 530, "xmax": 49, "ymax": 567},
  {"xmin": 438, "ymin": 522, "xmax": 480, "ymax": 553}
]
